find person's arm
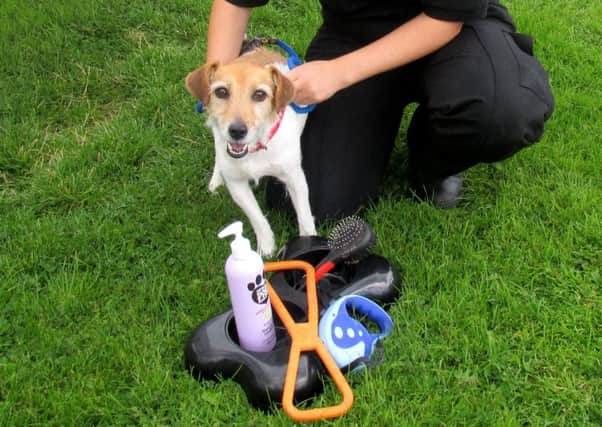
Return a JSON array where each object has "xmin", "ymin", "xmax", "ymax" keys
[
  {"xmin": 205, "ymin": 0, "xmax": 252, "ymax": 64},
  {"xmin": 288, "ymin": 13, "xmax": 463, "ymax": 105}
]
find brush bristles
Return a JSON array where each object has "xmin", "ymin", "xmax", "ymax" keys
[
  {"xmin": 327, "ymin": 215, "xmax": 376, "ymax": 261},
  {"xmin": 328, "ymin": 216, "xmax": 364, "ymax": 249}
]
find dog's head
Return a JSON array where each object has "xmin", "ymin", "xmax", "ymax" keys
[{"xmin": 185, "ymin": 61, "xmax": 295, "ymax": 159}]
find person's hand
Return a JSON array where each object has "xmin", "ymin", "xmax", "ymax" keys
[{"xmin": 287, "ymin": 60, "xmax": 346, "ymax": 105}]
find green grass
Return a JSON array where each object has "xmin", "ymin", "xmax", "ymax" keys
[{"xmin": 1, "ymin": 0, "xmax": 600, "ymax": 425}]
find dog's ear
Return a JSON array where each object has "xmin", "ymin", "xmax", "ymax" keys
[
  {"xmin": 185, "ymin": 62, "xmax": 219, "ymax": 106},
  {"xmin": 270, "ymin": 67, "xmax": 295, "ymax": 112}
]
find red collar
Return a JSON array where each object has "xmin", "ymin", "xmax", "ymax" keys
[{"xmin": 249, "ymin": 108, "xmax": 286, "ymax": 153}]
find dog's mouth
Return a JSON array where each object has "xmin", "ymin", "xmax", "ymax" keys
[{"xmin": 226, "ymin": 142, "xmax": 249, "ymax": 159}]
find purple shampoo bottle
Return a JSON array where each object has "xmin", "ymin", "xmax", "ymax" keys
[{"xmin": 218, "ymin": 222, "xmax": 276, "ymax": 352}]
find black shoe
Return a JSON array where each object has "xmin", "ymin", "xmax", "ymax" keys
[{"xmin": 409, "ymin": 175, "xmax": 464, "ymax": 209}]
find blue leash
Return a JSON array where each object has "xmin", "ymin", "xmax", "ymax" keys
[{"xmin": 196, "ymin": 38, "xmax": 316, "ymax": 115}]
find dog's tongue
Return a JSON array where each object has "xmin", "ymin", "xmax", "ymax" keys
[
  {"xmin": 229, "ymin": 143, "xmax": 245, "ymax": 153},
  {"xmin": 227, "ymin": 142, "xmax": 249, "ymax": 158}
]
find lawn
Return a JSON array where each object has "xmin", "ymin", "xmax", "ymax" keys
[{"xmin": 1, "ymin": 0, "xmax": 600, "ymax": 425}]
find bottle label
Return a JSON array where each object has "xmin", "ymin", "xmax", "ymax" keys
[
  {"xmin": 247, "ymin": 273, "xmax": 269, "ymax": 305},
  {"xmin": 262, "ymin": 311, "xmax": 276, "ymax": 346}
]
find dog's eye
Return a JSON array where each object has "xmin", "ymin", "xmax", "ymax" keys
[
  {"xmin": 252, "ymin": 89, "xmax": 268, "ymax": 102},
  {"xmin": 214, "ymin": 87, "xmax": 229, "ymax": 99}
]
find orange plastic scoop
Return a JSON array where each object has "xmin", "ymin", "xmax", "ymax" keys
[{"xmin": 264, "ymin": 260, "xmax": 354, "ymax": 422}]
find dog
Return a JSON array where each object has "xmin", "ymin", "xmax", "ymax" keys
[{"xmin": 185, "ymin": 47, "xmax": 316, "ymax": 256}]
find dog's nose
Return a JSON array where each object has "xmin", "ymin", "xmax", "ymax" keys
[{"xmin": 228, "ymin": 122, "xmax": 248, "ymax": 141}]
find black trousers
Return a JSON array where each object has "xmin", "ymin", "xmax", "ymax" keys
[{"xmin": 268, "ymin": 16, "xmax": 554, "ymax": 221}]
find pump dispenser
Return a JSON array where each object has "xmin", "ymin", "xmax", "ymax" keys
[{"xmin": 218, "ymin": 221, "xmax": 276, "ymax": 352}]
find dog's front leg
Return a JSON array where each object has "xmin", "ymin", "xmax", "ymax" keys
[
  {"xmin": 208, "ymin": 163, "xmax": 224, "ymax": 193},
  {"xmin": 279, "ymin": 169, "xmax": 317, "ymax": 236},
  {"xmin": 224, "ymin": 179, "xmax": 275, "ymax": 256}
]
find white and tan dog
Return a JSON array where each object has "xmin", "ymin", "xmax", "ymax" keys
[{"xmin": 186, "ymin": 48, "xmax": 316, "ymax": 256}]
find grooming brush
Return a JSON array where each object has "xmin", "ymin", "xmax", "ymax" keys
[{"xmin": 314, "ymin": 216, "xmax": 376, "ymax": 282}]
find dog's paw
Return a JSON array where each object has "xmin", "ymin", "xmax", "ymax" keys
[
  {"xmin": 256, "ymin": 233, "xmax": 276, "ymax": 257},
  {"xmin": 299, "ymin": 221, "xmax": 317, "ymax": 236},
  {"xmin": 208, "ymin": 174, "xmax": 224, "ymax": 193}
]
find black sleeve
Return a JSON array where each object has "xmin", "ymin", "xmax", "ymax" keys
[
  {"xmin": 225, "ymin": 0, "xmax": 268, "ymax": 7},
  {"xmin": 421, "ymin": 0, "xmax": 488, "ymax": 21}
]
